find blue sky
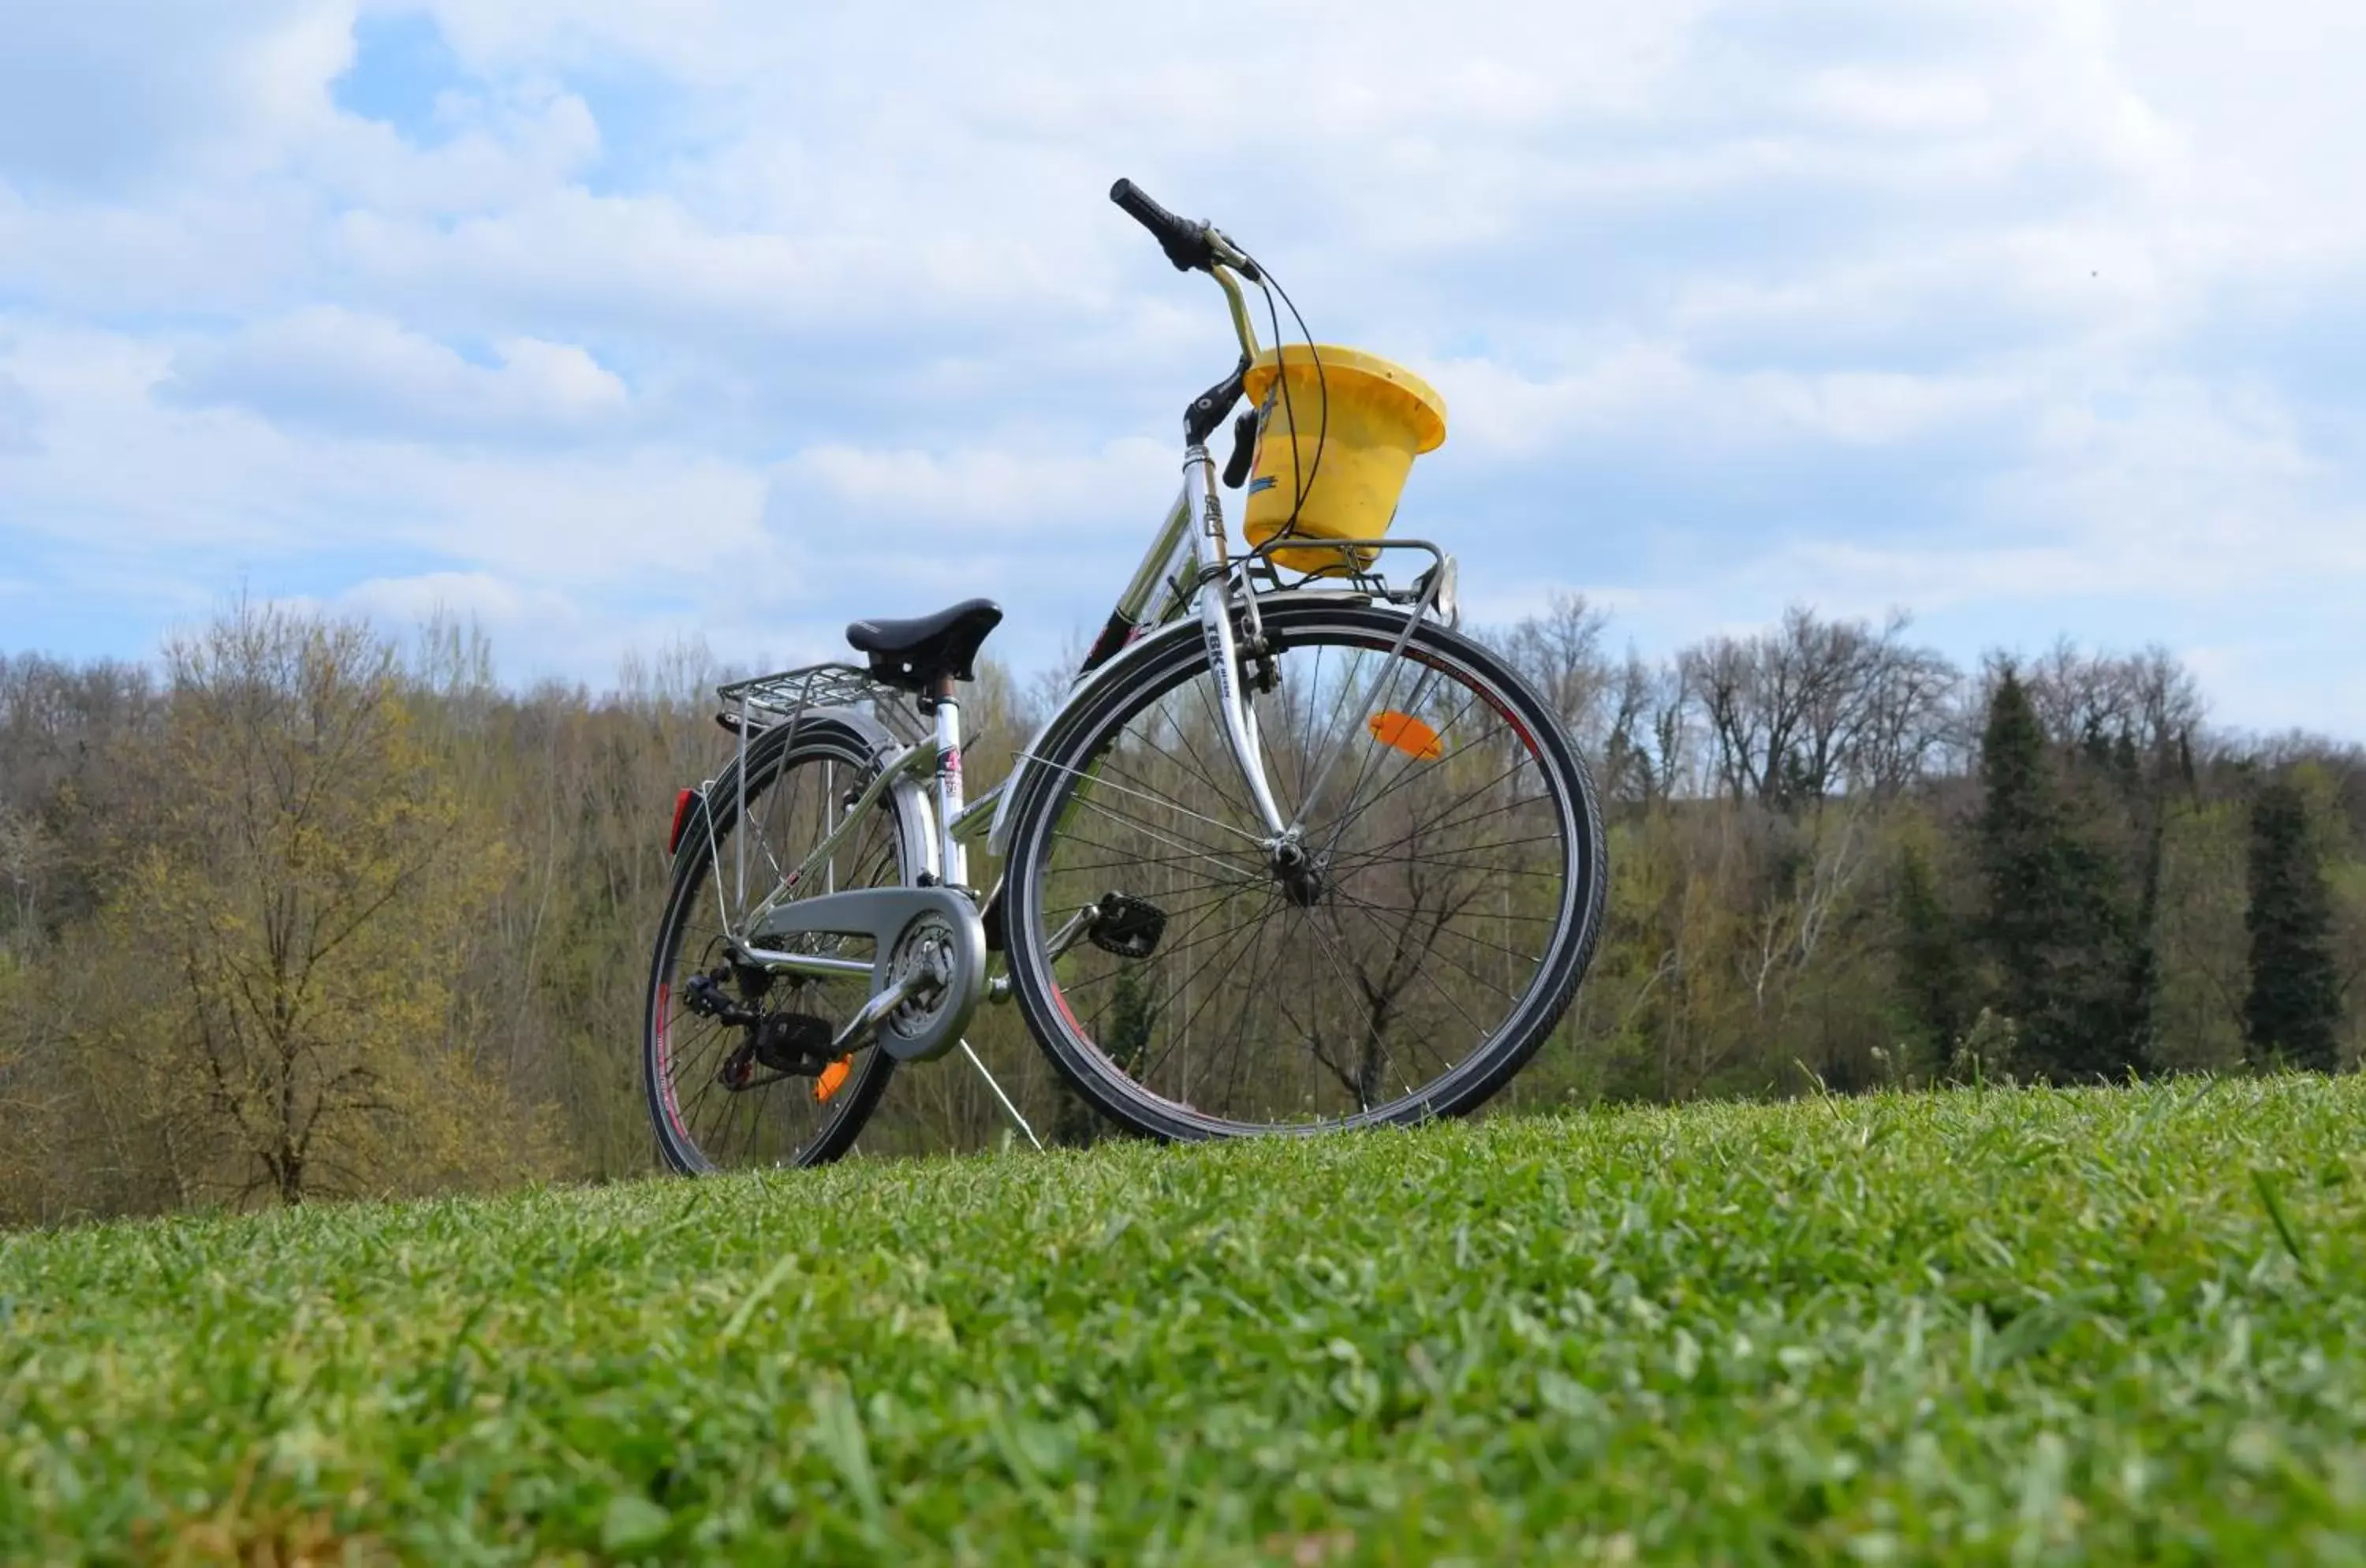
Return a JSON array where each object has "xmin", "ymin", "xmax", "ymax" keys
[{"xmin": 2, "ymin": 0, "xmax": 2361, "ymax": 735}]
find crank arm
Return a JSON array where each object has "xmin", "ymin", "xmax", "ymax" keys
[
  {"xmin": 831, "ymin": 971, "xmax": 924, "ymax": 1054},
  {"xmin": 1044, "ymin": 902, "xmax": 1101, "ymax": 962}
]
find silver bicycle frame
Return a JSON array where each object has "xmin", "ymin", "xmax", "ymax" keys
[
  {"xmin": 974, "ymin": 461, "xmax": 1261, "ymax": 860},
  {"xmin": 701, "ymin": 261, "xmax": 1468, "ymax": 1114},
  {"xmin": 681, "ymin": 246, "xmax": 1437, "ymax": 1136}
]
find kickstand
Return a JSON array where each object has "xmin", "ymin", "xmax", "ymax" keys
[{"xmin": 957, "ymin": 1037, "xmax": 1044, "ymax": 1152}]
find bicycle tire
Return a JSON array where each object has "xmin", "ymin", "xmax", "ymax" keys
[
  {"xmin": 999, "ymin": 599, "xmax": 1608, "ymax": 1141},
  {"xmin": 642, "ymin": 717, "xmax": 920, "ymax": 1173}
]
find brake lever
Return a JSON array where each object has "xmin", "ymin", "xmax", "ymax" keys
[
  {"xmin": 1207, "ymin": 228, "xmax": 1263, "ymax": 283},
  {"xmin": 1185, "ymin": 354, "xmax": 1250, "ymax": 448},
  {"xmin": 1222, "ymin": 409, "xmax": 1258, "ymax": 490}
]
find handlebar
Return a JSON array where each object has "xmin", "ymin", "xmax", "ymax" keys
[
  {"xmin": 1110, "ymin": 177, "xmax": 1269, "ymax": 440},
  {"xmin": 1110, "ymin": 178, "xmax": 1212, "ymax": 274},
  {"xmin": 1108, "ymin": 178, "xmax": 1263, "ymax": 282}
]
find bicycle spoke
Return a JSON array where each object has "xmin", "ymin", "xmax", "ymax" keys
[
  {"xmin": 1331, "ymin": 887, "xmax": 1533, "ymax": 997},
  {"xmin": 1334, "ymin": 894, "xmax": 1496, "ymax": 1047},
  {"xmin": 1028, "ymin": 748, "xmax": 1267, "ymax": 847},
  {"xmin": 1054, "ymin": 894, "xmax": 1265, "ymax": 996},
  {"xmin": 1013, "ymin": 608, "xmax": 1598, "ymax": 1138},
  {"xmin": 649, "ymin": 730, "xmax": 912, "ymax": 1174},
  {"xmin": 1128, "ymin": 892, "xmax": 1282, "ymax": 1090}
]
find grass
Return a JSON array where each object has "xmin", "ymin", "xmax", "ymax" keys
[{"xmin": 4, "ymin": 1077, "xmax": 2364, "ymax": 1565}]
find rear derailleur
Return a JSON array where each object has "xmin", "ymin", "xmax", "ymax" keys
[{"xmin": 684, "ymin": 963, "xmax": 836, "ymax": 1091}]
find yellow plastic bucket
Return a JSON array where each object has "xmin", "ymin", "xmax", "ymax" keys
[{"xmin": 1242, "ymin": 344, "xmax": 1447, "ymax": 576}]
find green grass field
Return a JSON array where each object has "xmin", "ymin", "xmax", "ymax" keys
[{"xmin": 5, "ymin": 1077, "xmax": 2364, "ymax": 1565}]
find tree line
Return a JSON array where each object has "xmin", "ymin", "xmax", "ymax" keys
[{"xmin": 2, "ymin": 597, "xmax": 2357, "ymax": 1226}]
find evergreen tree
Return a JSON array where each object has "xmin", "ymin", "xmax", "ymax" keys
[
  {"xmin": 1976, "ymin": 668, "xmax": 2058, "ymax": 1052},
  {"xmin": 2243, "ymin": 777, "xmax": 2344, "ymax": 1072},
  {"xmin": 1975, "ymin": 667, "xmax": 2148, "ymax": 1081},
  {"xmin": 2125, "ymin": 810, "xmax": 2166, "ymax": 1070},
  {"xmin": 1103, "ymin": 966, "xmax": 1157, "ymax": 1077},
  {"xmin": 1894, "ymin": 841, "xmax": 1969, "ymax": 1070},
  {"xmin": 2110, "ymin": 726, "xmax": 2167, "ymax": 1076}
]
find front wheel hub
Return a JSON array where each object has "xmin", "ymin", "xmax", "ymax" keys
[{"xmin": 1271, "ymin": 841, "xmax": 1327, "ymax": 909}]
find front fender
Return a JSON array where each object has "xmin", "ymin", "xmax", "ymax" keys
[{"xmin": 985, "ymin": 588, "xmax": 1398, "ymax": 856}]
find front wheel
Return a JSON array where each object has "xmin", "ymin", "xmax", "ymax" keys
[{"xmin": 1000, "ymin": 600, "xmax": 1607, "ymax": 1141}]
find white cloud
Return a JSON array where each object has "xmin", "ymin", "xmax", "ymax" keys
[
  {"xmin": 0, "ymin": 372, "xmax": 38, "ymax": 455},
  {"xmin": 0, "ymin": 0, "xmax": 2363, "ymax": 730},
  {"xmin": 0, "ymin": 2, "xmax": 349, "ymax": 188},
  {"xmin": 1430, "ymin": 348, "xmax": 2025, "ymax": 463},
  {"xmin": 308, "ymin": 87, "xmax": 603, "ymax": 214},
  {"xmin": 771, "ymin": 438, "xmax": 1173, "ymax": 535},
  {"xmin": 162, "ymin": 306, "xmax": 627, "ymax": 442},
  {"xmin": 0, "ymin": 319, "xmax": 758, "ymax": 581}
]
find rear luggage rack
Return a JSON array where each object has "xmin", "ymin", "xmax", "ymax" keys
[{"xmin": 715, "ymin": 663, "xmax": 930, "ymax": 745}]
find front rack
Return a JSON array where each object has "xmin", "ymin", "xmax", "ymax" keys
[
  {"xmin": 1238, "ymin": 536, "xmax": 1458, "ymax": 626},
  {"xmin": 715, "ymin": 662, "xmax": 929, "ymax": 745}
]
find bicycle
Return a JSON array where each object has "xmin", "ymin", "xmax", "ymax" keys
[{"xmin": 641, "ymin": 180, "xmax": 1610, "ymax": 1171}]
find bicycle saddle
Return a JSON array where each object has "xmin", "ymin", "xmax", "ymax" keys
[{"xmin": 845, "ymin": 597, "xmax": 1004, "ymax": 691}]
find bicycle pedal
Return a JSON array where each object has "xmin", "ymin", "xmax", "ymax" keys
[{"xmin": 1088, "ymin": 892, "xmax": 1166, "ymax": 958}]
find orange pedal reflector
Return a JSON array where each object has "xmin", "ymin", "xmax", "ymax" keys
[
  {"xmin": 814, "ymin": 1055, "xmax": 853, "ymax": 1103},
  {"xmin": 1368, "ymin": 711, "xmax": 1443, "ymax": 760}
]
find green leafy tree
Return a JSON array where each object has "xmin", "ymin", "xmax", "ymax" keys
[
  {"xmin": 2243, "ymin": 777, "xmax": 2344, "ymax": 1072},
  {"xmin": 101, "ymin": 603, "xmax": 563, "ymax": 1205}
]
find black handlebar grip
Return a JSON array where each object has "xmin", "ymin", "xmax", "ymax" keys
[
  {"xmin": 1109, "ymin": 177, "xmax": 1179, "ymax": 233},
  {"xmin": 1110, "ymin": 177, "xmax": 1214, "ymax": 273}
]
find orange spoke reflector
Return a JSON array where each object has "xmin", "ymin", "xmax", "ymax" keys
[
  {"xmin": 1368, "ymin": 711, "xmax": 1443, "ymax": 760},
  {"xmin": 814, "ymin": 1055, "xmax": 853, "ymax": 1103}
]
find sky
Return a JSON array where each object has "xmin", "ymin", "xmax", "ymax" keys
[{"xmin": 1, "ymin": 0, "xmax": 2361, "ymax": 735}]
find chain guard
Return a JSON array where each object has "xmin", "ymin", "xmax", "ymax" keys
[{"xmin": 745, "ymin": 886, "xmax": 987, "ymax": 1062}]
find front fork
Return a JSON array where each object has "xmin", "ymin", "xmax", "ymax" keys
[
  {"xmin": 948, "ymin": 438, "xmax": 1297, "ymax": 970},
  {"xmin": 1183, "ymin": 440, "xmax": 1293, "ymax": 845}
]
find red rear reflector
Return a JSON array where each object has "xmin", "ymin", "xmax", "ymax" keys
[{"xmin": 667, "ymin": 787, "xmax": 696, "ymax": 853}]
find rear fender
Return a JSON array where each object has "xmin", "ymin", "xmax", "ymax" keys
[{"xmin": 673, "ymin": 706, "xmax": 938, "ymax": 883}]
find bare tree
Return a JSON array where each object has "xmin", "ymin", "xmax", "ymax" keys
[
  {"xmin": 0, "ymin": 804, "xmax": 50, "ymax": 944},
  {"xmin": 1600, "ymin": 651, "xmax": 1691, "ymax": 807},
  {"xmin": 1497, "ymin": 592, "xmax": 1619, "ymax": 751},
  {"xmin": 2014, "ymin": 640, "xmax": 2205, "ymax": 758},
  {"xmin": 1680, "ymin": 607, "xmax": 1961, "ymax": 809}
]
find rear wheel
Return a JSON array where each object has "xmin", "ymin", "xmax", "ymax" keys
[
  {"xmin": 1000, "ymin": 600, "xmax": 1607, "ymax": 1141},
  {"xmin": 643, "ymin": 720, "xmax": 920, "ymax": 1173}
]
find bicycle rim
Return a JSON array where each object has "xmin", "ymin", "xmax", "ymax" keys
[
  {"xmin": 644, "ymin": 722, "xmax": 912, "ymax": 1172},
  {"xmin": 1004, "ymin": 602, "xmax": 1603, "ymax": 1140}
]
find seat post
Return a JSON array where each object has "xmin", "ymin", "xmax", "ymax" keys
[{"xmin": 929, "ymin": 673, "xmax": 967, "ymax": 887}]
